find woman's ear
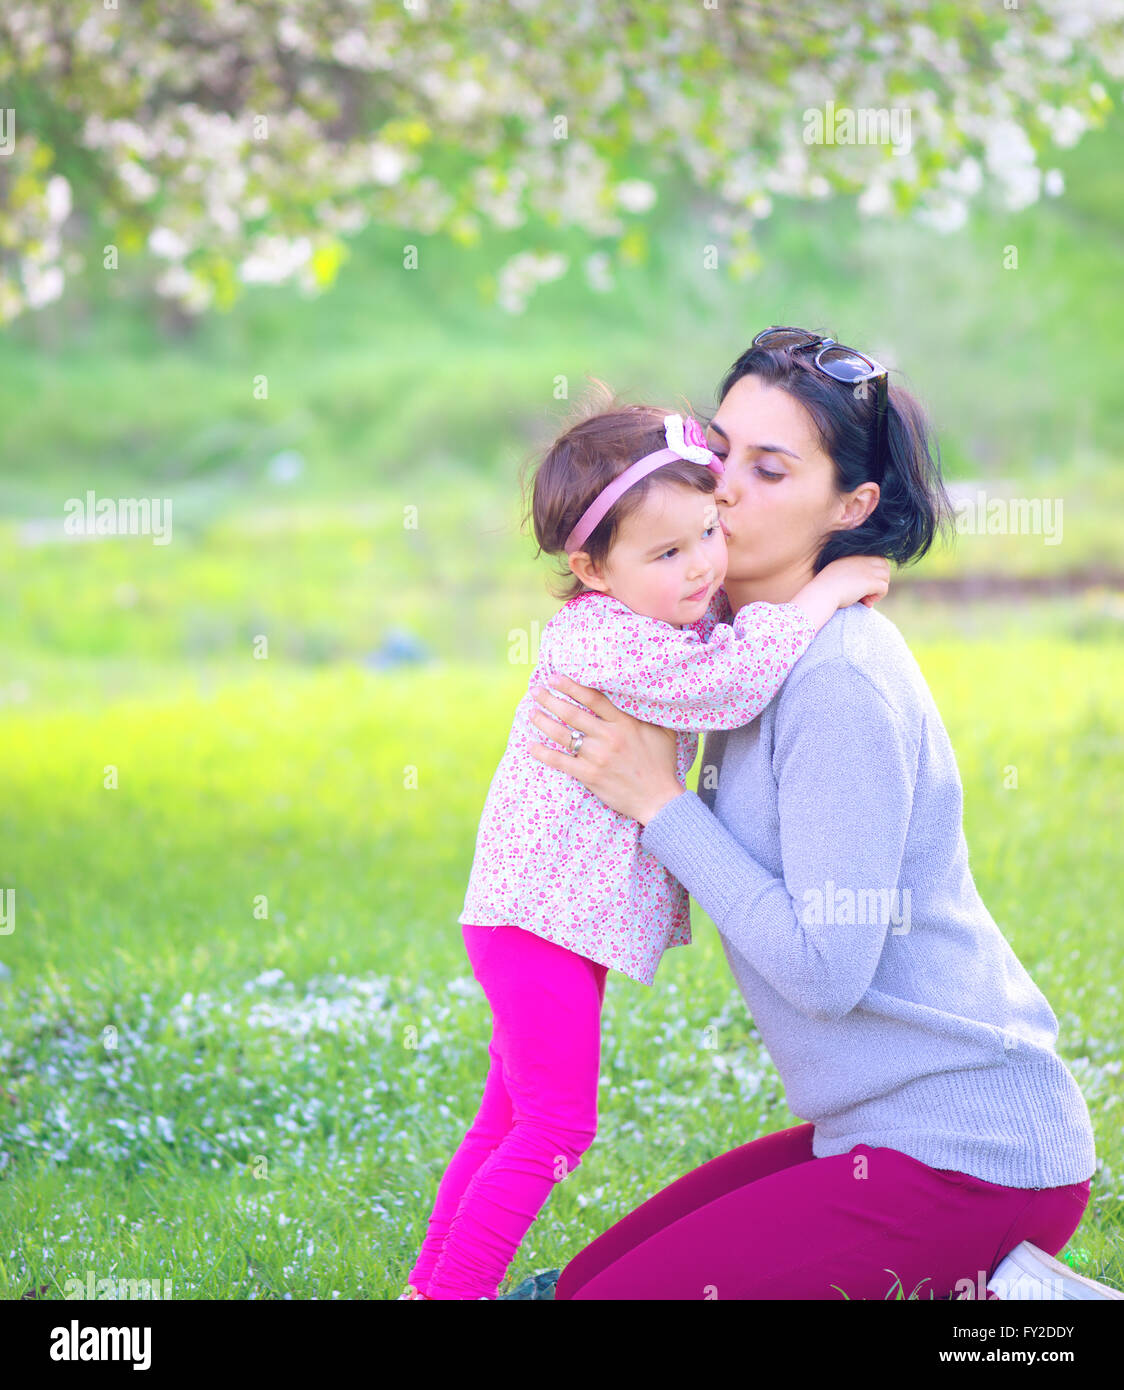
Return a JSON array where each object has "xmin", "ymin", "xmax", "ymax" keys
[{"xmin": 837, "ymin": 481, "xmax": 880, "ymax": 530}]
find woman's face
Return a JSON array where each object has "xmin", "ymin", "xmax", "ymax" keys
[{"xmin": 704, "ymin": 373, "xmax": 863, "ymax": 586}]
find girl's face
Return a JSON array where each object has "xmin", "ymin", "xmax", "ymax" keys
[
  {"xmin": 572, "ymin": 482, "xmax": 727, "ymax": 627},
  {"xmin": 704, "ymin": 373, "xmax": 854, "ymax": 586}
]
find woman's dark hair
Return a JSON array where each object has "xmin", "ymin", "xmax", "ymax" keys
[
  {"xmin": 519, "ymin": 378, "xmax": 719, "ymax": 602},
  {"xmin": 716, "ymin": 339, "xmax": 955, "ymax": 571}
]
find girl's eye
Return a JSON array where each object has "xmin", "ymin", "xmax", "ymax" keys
[{"xmin": 659, "ymin": 524, "xmax": 720, "ymax": 559}]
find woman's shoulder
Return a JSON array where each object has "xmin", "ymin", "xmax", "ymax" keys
[{"xmin": 778, "ymin": 603, "xmax": 929, "ymax": 732}]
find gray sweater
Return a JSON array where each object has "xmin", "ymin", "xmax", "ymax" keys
[{"xmin": 639, "ymin": 601, "xmax": 1097, "ymax": 1189}]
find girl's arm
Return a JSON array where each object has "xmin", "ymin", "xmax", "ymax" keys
[
  {"xmin": 539, "ymin": 592, "xmax": 815, "ymax": 733},
  {"xmin": 686, "ymin": 586, "xmax": 734, "ymax": 643},
  {"xmin": 637, "ymin": 658, "xmax": 920, "ymax": 1021},
  {"xmin": 539, "ymin": 556, "xmax": 887, "ymax": 734}
]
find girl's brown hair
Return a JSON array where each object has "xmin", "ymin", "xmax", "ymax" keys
[{"xmin": 518, "ymin": 379, "xmax": 719, "ymax": 603}]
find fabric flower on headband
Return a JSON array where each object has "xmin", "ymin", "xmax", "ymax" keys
[{"xmin": 664, "ymin": 414, "xmax": 724, "ymax": 473}]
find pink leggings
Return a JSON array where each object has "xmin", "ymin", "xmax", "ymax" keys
[
  {"xmin": 408, "ymin": 924, "xmax": 608, "ymax": 1300},
  {"xmin": 555, "ymin": 1122, "xmax": 1091, "ymax": 1300}
]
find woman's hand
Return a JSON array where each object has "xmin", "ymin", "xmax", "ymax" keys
[{"xmin": 525, "ymin": 674, "xmax": 685, "ymax": 826}]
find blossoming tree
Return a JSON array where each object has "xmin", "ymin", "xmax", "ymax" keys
[{"xmin": 0, "ymin": 0, "xmax": 1119, "ymax": 323}]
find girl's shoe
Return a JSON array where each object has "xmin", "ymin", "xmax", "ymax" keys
[{"xmin": 987, "ymin": 1242, "xmax": 1124, "ymax": 1300}]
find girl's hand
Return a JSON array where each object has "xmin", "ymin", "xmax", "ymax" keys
[
  {"xmin": 823, "ymin": 554, "xmax": 891, "ymax": 608},
  {"xmin": 525, "ymin": 674, "xmax": 685, "ymax": 826},
  {"xmin": 789, "ymin": 555, "xmax": 890, "ymax": 633}
]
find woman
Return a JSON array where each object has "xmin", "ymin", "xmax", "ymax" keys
[{"xmin": 523, "ymin": 328, "xmax": 1107, "ymax": 1301}]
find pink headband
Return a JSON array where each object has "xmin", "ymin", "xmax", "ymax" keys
[{"xmin": 563, "ymin": 414, "xmax": 725, "ymax": 554}]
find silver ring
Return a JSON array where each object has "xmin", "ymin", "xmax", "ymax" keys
[{"xmin": 569, "ymin": 728, "xmax": 584, "ymax": 756}]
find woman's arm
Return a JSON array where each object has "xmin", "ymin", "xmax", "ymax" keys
[
  {"xmin": 525, "ymin": 673, "xmax": 692, "ymax": 826},
  {"xmin": 526, "ymin": 660, "xmax": 921, "ymax": 1021},
  {"xmin": 638, "ymin": 658, "xmax": 921, "ymax": 1022}
]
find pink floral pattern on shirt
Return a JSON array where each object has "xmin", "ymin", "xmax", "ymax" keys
[{"xmin": 458, "ymin": 587, "xmax": 817, "ymax": 985}]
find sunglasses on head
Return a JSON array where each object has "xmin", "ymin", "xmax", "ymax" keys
[{"xmin": 751, "ymin": 326, "xmax": 888, "ymax": 483}]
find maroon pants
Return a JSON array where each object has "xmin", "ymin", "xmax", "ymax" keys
[{"xmin": 555, "ymin": 1121, "xmax": 1091, "ymax": 1300}]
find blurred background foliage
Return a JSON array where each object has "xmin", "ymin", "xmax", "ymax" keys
[{"xmin": 2, "ymin": 101, "xmax": 1123, "ymax": 690}]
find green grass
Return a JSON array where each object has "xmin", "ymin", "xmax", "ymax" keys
[{"xmin": 1, "ymin": 641, "xmax": 1121, "ymax": 1299}]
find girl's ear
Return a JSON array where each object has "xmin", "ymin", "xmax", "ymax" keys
[{"xmin": 568, "ymin": 551, "xmax": 610, "ymax": 592}]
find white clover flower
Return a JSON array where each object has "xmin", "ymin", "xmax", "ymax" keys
[{"xmin": 249, "ymin": 968, "xmax": 286, "ymax": 990}]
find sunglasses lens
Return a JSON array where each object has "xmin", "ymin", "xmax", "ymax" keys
[
  {"xmin": 816, "ymin": 345, "xmax": 876, "ymax": 382},
  {"xmin": 756, "ymin": 328, "xmax": 819, "ymax": 349}
]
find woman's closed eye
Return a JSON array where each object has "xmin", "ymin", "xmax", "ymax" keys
[{"xmin": 708, "ymin": 446, "xmax": 784, "ymax": 481}]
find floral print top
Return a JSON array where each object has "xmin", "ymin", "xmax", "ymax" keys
[{"xmin": 458, "ymin": 586, "xmax": 817, "ymax": 985}]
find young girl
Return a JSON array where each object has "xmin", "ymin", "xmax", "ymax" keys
[{"xmin": 400, "ymin": 396, "xmax": 889, "ymax": 1300}]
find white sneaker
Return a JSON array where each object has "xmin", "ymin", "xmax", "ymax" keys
[{"xmin": 987, "ymin": 1241, "xmax": 1124, "ymax": 1300}]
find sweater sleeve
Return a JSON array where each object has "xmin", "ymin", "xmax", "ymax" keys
[
  {"xmin": 638, "ymin": 658, "xmax": 921, "ymax": 1022},
  {"xmin": 541, "ymin": 593, "xmax": 817, "ymax": 733}
]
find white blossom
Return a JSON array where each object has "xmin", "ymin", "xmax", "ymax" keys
[{"xmin": 0, "ymin": 0, "xmax": 1119, "ymax": 321}]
